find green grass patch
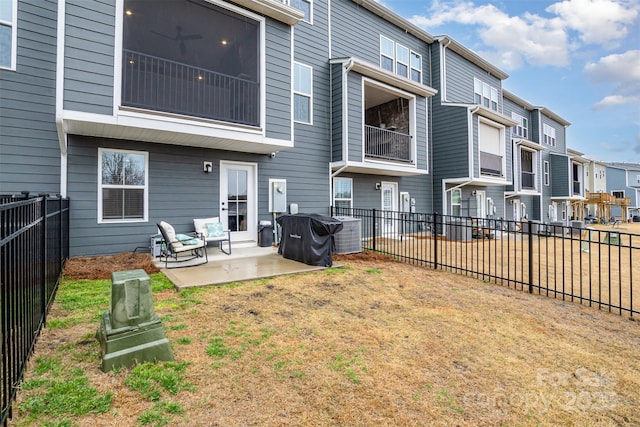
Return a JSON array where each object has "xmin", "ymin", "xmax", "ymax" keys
[
  {"xmin": 138, "ymin": 401, "xmax": 185, "ymax": 426},
  {"xmin": 365, "ymin": 268, "xmax": 382, "ymax": 274},
  {"xmin": 151, "ymin": 273, "xmax": 176, "ymax": 292},
  {"xmin": 125, "ymin": 362, "xmax": 194, "ymax": 401},
  {"xmin": 18, "ymin": 374, "xmax": 112, "ymax": 420},
  {"xmin": 329, "ymin": 350, "xmax": 368, "ymax": 384}
]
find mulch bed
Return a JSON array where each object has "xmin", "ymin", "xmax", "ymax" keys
[{"xmin": 63, "ymin": 252, "xmax": 161, "ymax": 280}]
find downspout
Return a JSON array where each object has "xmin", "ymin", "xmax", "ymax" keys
[
  {"xmin": 440, "ymin": 38, "xmax": 451, "ymax": 103},
  {"xmin": 56, "ymin": 0, "xmax": 67, "ymax": 197},
  {"xmin": 341, "ymin": 59, "xmax": 355, "ymax": 165}
]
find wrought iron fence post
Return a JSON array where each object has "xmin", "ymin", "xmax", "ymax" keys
[
  {"xmin": 372, "ymin": 208, "xmax": 377, "ymax": 252},
  {"xmin": 528, "ymin": 220, "xmax": 533, "ymax": 294},
  {"xmin": 40, "ymin": 195, "xmax": 48, "ymax": 324},
  {"xmin": 433, "ymin": 212, "xmax": 439, "ymax": 269}
]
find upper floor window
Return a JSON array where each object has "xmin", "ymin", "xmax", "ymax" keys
[
  {"xmin": 281, "ymin": 0, "xmax": 311, "ymax": 22},
  {"xmin": 99, "ymin": 148, "xmax": 148, "ymax": 223},
  {"xmin": 333, "ymin": 177, "xmax": 353, "ymax": 211},
  {"xmin": 474, "ymin": 78, "xmax": 498, "ymax": 111},
  {"xmin": 612, "ymin": 190, "xmax": 625, "ymax": 199},
  {"xmin": 410, "ymin": 52, "xmax": 422, "ymax": 83},
  {"xmin": 512, "ymin": 113, "xmax": 528, "ymax": 139},
  {"xmin": 543, "ymin": 161, "xmax": 550, "ymax": 186},
  {"xmin": 379, "ymin": 35, "xmax": 422, "ymax": 83},
  {"xmin": 543, "ymin": 123, "xmax": 556, "ymax": 146},
  {"xmin": 636, "ymin": 174, "xmax": 640, "ymax": 184},
  {"xmin": 293, "ymin": 62, "xmax": 312, "ymax": 124},
  {"xmin": 396, "ymin": 44, "xmax": 409, "ymax": 78},
  {"xmin": 122, "ymin": 0, "xmax": 261, "ymax": 126},
  {"xmin": 0, "ymin": 0, "xmax": 16, "ymax": 69}
]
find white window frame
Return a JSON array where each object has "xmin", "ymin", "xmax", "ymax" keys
[
  {"xmin": 98, "ymin": 148, "xmax": 149, "ymax": 223},
  {"xmin": 478, "ymin": 118, "xmax": 506, "ymax": 178},
  {"xmin": 473, "ymin": 78, "xmax": 498, "ymax": 111},
  {"xmin": 511, "ymin": 113, "xmax": 528, "ymax": 139},
  {"xmin": 380, "ymin": 35, "xmax": 395, "ymax": 72},
  {"xmin": 395, "ymin": 44, "xmax": 409, "ymax": 78},
  {"xmin": 612, "ymin": 190, "xmax": 625, "ymax": 199},
  {"xmin": 543, "ymin": 123, "xmax": 556, "ymax": 146},
  {"xmin": 0, "ymin": 0, "xmax": 18, "ymax": 70},
  {"xmin": 451, "ymin": 189, "xmax": 462, "ymax": 217},
  {"xmin": 543, "ymin": 160, "xmax": 550, "ymax": 186},
  {"xmin": 410, "ymin": 51, "xmax": 422, "ymax": 83},
  {"xmin": 293, "ymin": 61, "xmax": 313, "ymax": 124},
  {"xmin": 285, "ymin": 0, "xmax": 312, "ymax": 23},
  {"xmin": 333, "ymin": 177, "xmax": 353, "ymax": 210}
]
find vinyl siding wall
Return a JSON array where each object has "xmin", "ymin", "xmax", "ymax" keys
[
  {"xmin": 442, "ymin": 48, "xmax": 501, "ymax": 108},
  {"xmin": 550, "ymin": 153, "xmax": 569, "ymax": 198},
  {"xmin": 0, "ymin": 0, "xmax": 60, "ymax": 194}
]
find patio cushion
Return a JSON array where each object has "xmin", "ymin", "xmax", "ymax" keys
[
  {"xmin": 160, "ymin": 221, "xmax": 182, "ymax": 249},
  {"xmin": 194, "ymin": 217, "xmax": 219, "ymax": 237},
  {"xmin": 176, "ymin": 233, "xmax": 201, "ymax": 246},
  {"xmin": 206, "ymin": 222, "xmax": 225, "ymax": 238}
]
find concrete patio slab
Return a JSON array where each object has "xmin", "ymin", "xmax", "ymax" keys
[{"xmin": 160, "ymin": 246, "xmax": 336, "ymax": 289}]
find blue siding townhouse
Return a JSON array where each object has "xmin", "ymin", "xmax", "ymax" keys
[
  {"xmin": 1, "ymin": 0, "xmax": 440, "ymax": 256},
  {"xmin": 606, "ymin": 162, "xmax": 640, "ymax": 220},
  {"xmin": 429, "ymin": 36, "xmax": 517, "ymax": 221}
]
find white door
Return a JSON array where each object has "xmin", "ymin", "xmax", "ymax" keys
[
  {"xmin": 381, "ymin": 181, "xmax": 398, "ymax": 235},
  {"xmin": 220, "ymin": 161, "xmax": 257, "ymax": 243},
  {"xmin": 548, "ymin": 203, "xmax": 557, "ymax": 222},
  {"xmin": 513, "ymin": 198, "xmax": 521, "ymax": 221}
]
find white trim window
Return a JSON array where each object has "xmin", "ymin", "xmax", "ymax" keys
[
  {"xmin": 396, "ymin": 44, "xmax": 409, "ymax": 78},
  {"xmin": 612, "ymin": 190, "xmax": 625, "ymax": 199},
  {"xmin": 380, "ymin": 35, "xmax": 394, "ymax": 72},
  {"xmin": 543, "ymin": 123, "xmax": 556, "ymax": 146},
  {"xmin": 410, "ymin": 51, "xmax": 422, "ymax": 83},
  {"xmin": 473, "ymin": 78, "xmax": 499, "ymax": 111},
  {"xmin": 333, "ymin": 177, "xmax": 353, "ymax": 211},
  {"xmin": 543, "ymin": 160, "xmax": 550, "ymax": 186},
  {"xmin": 98, "ymin": 148, "xmax": 148, "ymax": 223},
  {"xmin": 636, "ymin": 174, "xmax": 640, "ymax": 184},
  {"xmin": 0, "ymin": 0, "xmax": 17, "ymax": 70},
  {"xmin": 379, "ymin": 35, "xmax": 422, "ymax": 82},
  {"xmin": 451, "ymin": 188, "xmax": 461, "ymax": 216},
  {"xmin": 512, "ymin": 113, "xmax": 528, "ymax": 139},
  {"xmin": 293, "ymin": 62, "xmax": 312, "ymax": 124},
  {"xmin": 287, "ymin": 0, "xmax": 312, "ymax": 22}
]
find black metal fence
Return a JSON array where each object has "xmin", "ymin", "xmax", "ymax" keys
[
  {"xmin": 331, "ymin": 207, "xmax": 638, "ymax": 318},
  {"xmin": 0, "ymin": 194, "xmax": 69, "ymax": 425}
]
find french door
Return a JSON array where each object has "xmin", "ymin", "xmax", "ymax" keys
[{"xmin": 220, "ymin": 161, "xmax": 257, "ymax": 243}]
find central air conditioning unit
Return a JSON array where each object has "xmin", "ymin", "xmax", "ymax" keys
[{"xmin": 333, "ymin": 216, "xmax": 362, "ymax": 254}]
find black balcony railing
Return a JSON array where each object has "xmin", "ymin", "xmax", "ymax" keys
[
  {"xmin": 480, "ymin": 151, "xmax": 503, "ymax": 176},
  {"xmin": 364, "ymin": 125, "xmax": 412, "ymax": 163},
  {"xmin": 330, "ymin": 206, "xmax": 639, "ymax": 318},
  {"xmin": 573, "ymin": 181, "xmax": 581, "ymax": 195},
  {"xmin": 521, "ymin": 171, "xmax": 535, "ymax": 189},
  {"xmin": 1, "ymin": 194, "xmax": 69, "ymax": 425},
  {"xmin": 122, "ymin": 50, "xmax": 259, "ymax": 127}
]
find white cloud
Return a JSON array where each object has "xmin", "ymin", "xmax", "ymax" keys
[
  {"xmin": 409, "ymin": 0, "xmax": 640, "ymax": 70},
  {"xmin": 585, "ymin": 50, "xmax": 640, "ymax": 108},
  {"xmin": 546, "ymin": 0, "xmax": 638, "ymax": 46}
]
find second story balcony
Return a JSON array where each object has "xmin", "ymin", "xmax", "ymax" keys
[
  {"xmin": 122, "ymin": 51, "xmax": 259, "ymax": 127},
  {"xmin": 521, "ymin": 171, "xmax": 535, "ymax": 190},
  {"xmin": 480, "ymin": 151, "xmax": 503, "ymax": 177},
  {"xmin": 573, "ymin": 180, "xmax": 581, "ymax": 195},
  {"xmin": 364, "ymin": 125, "xmax": 412, "ymax": 163}
]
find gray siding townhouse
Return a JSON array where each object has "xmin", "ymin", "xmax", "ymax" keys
[
  {"xmin": 328, "ymin": 0, "xmax": 437, "ymax": 221},
  {"xmin": 606, "ymin": 162, "xmax": 640, "ymax": 219},
  {"xmin": 1, "ymin": 0, "xmax": 439, "ymax": 257},
  {"xmin": 531, "ymin": 108, "xmax": 574, "ymax": 225},
  {"xmin": 0, "ymin": 0, "xmax": 60, "ymax": 195},
  {"xmin": 503, "ymin": 90, "xmax": 545, "ymax": 222},
  {"xmin": 429, "ymin": 36, "xmax": 517, "ymax": 221}
]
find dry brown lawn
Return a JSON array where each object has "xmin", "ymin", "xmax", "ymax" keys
[{"xmin": 11, "ymin": 251, "xmax": 640, "ymax": 427}]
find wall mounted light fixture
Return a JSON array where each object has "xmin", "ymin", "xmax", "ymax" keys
[
  {"xmin": 375, "ymin": 182, "xmax": 381, "ymax": 190},
  {"xmin": 203, "ymin": 161, "xmax": 213, "ymax": 173}
]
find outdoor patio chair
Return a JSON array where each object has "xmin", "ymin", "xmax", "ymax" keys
[
  {"xmin": 157, "ymin": 221, "xmax": 208, "ymax": 269},
  {"xmin": 193, "ymin": 217, "xmax": 231, "ymax": 255}
]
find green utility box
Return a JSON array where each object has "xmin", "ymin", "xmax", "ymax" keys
[{"xmin": 96, "ymin": 269, "xmax": 174, "ymax": 372}]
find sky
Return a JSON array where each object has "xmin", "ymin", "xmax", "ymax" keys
[{"xmin": 376, "ymin": 0, "xmax": 640, "ymax": 163}]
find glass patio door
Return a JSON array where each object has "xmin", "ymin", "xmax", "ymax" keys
[{"xmin": 220, "ymin": 161, "xmax": 256, "ymax": 242}]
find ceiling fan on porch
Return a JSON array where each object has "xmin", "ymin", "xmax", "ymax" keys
[{"xmin": 150, "ymin": 25, "xmax": 202, "ymax": 55}]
